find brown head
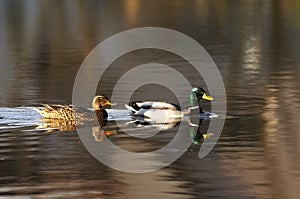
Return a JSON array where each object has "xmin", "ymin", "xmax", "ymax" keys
[{"xmin": 92, "ymin": 95, "xmax": 112, "ymax": 110}]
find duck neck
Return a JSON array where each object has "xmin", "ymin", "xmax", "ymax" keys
[
  {"xmin": 93, "ymin": 104, "xmax": 102, "ymax": 111},
  {"xmin": 189, "ymin": 92, "xmax": 198, "ymax": 107}
]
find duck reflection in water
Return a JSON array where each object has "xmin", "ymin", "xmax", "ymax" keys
[
  {"xmin": 37, "ymin": 111, "xmax": 213, "ymax": 144},
  {"xmin": 188, "ymin": 117, "xmax": 213, "ymax": 145},
  {"xmin": 94, "ymin": 113, "xmax": 213, "ymax": 145}
]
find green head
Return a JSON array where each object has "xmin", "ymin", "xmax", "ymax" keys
[{"xmin": 189, "ymin": 87, "xmax": 214, "ymax": 106}]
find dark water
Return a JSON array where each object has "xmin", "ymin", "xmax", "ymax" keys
[{"xmin": 1, "ymin": 0, "xmax": 300, "ymax": 198}]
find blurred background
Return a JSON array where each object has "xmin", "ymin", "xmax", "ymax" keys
[{"xmin": 0, "ymin": 0, "xmax": 300, "ymax": 198}]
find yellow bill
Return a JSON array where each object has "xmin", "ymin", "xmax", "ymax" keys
[{"xmin": 202, "ymin": 93, "xmax": 214, "ymax": 101}]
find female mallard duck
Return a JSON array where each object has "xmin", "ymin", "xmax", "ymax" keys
[
  {"xmin": 35, "ymin": 95, "xmax": 112, "ymax": 121},
  {"xmin": 125, "ymin": 87, "xmax": 213, "ymax": 119}
]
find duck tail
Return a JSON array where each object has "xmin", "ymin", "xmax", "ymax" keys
[
  {"xmin": 188, "ymin": 106, "xmax": 199, "ymax": 111},
  {"xmin": 181, "ymin": 106, "xmax": 198, "ymax": 116},
  {"xmin": 33, "ymin": 104, "xmax": 50, "ymax": 117},
  {"xmin": 125, "ymin": 104, "xmax": 138, "ymax": 114},
  {"xmin": 33, "ymin": 104, "xmax": 74, "ymax": 120}
]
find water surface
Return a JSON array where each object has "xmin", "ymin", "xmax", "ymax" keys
[{"xmin": 1, "ymin": 0, "xmax": 300, "ymax": 198}]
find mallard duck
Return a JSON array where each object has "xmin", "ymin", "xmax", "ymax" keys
[
  {"xmin": 125, "ymin": 87, "xmax": 213, "ymax": 119},
  {"xmin": 34, "ymin": 95, "xmax": 112, "ymax": 121}
]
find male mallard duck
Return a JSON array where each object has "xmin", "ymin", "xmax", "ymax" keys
[
  {"xmin": 125, "ymin": 87, "xmax": 213, "ymax": 119},
  {"xmin": 34, "ymin": 95, "xmax": 112, "ymax": 121}
]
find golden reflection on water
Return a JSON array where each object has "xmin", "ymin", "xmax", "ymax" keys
[
  {"xmin": 262, "ymin": 81, "xmax": 300, "ymax": 198},
  {"xmin": 123, "ymin": 0, "xmax": 140, "ymax": 26},
  {"xmin": 116, "ymin": 169, "xmax": 191, "ymax": 199},
  {"xmin": 242, "ymin": 35, "xmax": 261, "ymax": 75}
]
